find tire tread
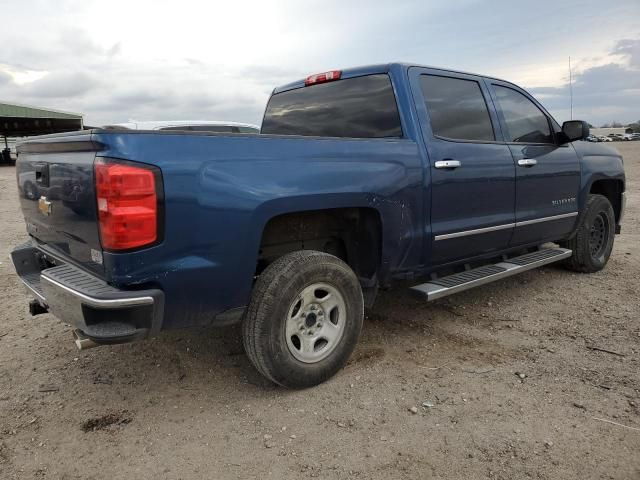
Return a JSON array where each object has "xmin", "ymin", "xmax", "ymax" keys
[
  {"xmin": 242, "ymin": 250, "xmax": 363, "ymax": 388},
  {"xmin": 561, "ymin": 194, "xmax": 615, "ymax": 273}
]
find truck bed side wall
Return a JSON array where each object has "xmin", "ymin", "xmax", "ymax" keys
[{"xmin": 94, "ymin": 132, "xmax": 423, "ymax": 328}]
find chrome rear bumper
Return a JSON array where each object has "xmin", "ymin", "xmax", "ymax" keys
[{"xmin": 11, "ymin": 240, "xmax": 164, "ymax": 345}]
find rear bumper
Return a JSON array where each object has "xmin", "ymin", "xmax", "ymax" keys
[{"xmin": 11, "ymin": 240, "xmax": 164, "ymax": 345}]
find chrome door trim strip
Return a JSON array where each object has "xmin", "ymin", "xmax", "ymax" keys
[
  {"xmin": 434, "ymin": 212, "xmax": 579, "ymax": 241},
  {"xmin": 515, "ymin": 211, "xmax": 578, "ymax": 227},
  {"xmin": 434, "ymin": 222, "xmax": 515, "ymax": 241}
]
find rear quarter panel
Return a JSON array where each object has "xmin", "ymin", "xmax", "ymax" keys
[{"xmin": 93, "ymin": 132, "xmax": 423, "ymax": 328}]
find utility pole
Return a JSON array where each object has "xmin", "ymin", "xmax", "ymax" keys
[{"xmin": 569, "ymin": 56, "xmax": 573, "ymax": 120}]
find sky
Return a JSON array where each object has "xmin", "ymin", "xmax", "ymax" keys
[{"xmin": 0, "ymin": 0, "xmax": 639, "ymax": 128}]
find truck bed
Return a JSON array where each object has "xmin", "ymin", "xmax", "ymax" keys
[{"xmin": 16, "ymin": 129, "xmax": 423, "ymax": 329}]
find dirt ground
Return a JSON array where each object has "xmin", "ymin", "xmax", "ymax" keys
[{"xmin": 0, "ymin": 143, "xmax": 638, "ymax": 480}]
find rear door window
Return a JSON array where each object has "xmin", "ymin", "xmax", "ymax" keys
[
  {"xmin": 493, "ymin": 85, "xmax": 554, "ymax": 144},
  {"xmin": 419, "ymin": 75, "xmax": 495, "ymax": 142},
  {"xmin": 261, "ymin": 74, "xmax": 402, "ymax": 138}
]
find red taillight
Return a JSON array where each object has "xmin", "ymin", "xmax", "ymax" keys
[
  {"xmin": 95, "ymin": 159, "xmax": 158, "ymax": 251},
  {"xmin": 304, "ymin": 70, "xmax": 342, "ymax": 86}
]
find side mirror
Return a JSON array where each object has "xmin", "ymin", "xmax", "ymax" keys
[{"xmin": 561, "ymin": 120, "xmax": 589, "ymax": 143}]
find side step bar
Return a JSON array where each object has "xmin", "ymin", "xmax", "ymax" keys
[{"xmin": 411, "ymin": 247, "xmax": 572, "ymax": 301}]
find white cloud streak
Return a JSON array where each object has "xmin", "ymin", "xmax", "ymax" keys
[{"xmin": 0, "ymin": 0, "xmax": 638, "ymax": 126}]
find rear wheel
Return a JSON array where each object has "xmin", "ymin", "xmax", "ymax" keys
[
  {"xmin": 242, "ymin": 250, "xmax": 363, "ymax": 388},
  {"xmin": 561, "ymin": 194, "xmax": 615, "ymax": 273}
]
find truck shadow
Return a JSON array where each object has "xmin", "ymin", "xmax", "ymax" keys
[
  {"xmin": 79, "ymin": 264, "xmax": 567, "ymax": 399},
  {"xmin": 69, "ymin": 267, "xmax": 567, "ymax": 402}
]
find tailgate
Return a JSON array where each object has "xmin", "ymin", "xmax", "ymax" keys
[{"xmin": 16, "ymin": 132, "xmax": 104, "ymax": 275}]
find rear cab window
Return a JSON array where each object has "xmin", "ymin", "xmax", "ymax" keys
[{"xmin": 261, "ymin": 74, "xmax": 402, "ymax": 138}]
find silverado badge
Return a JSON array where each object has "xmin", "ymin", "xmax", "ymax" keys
[
  {"xmin": 551, "ymin": 197, "xmax": 576, "ymax": 207},
  {"xmin": 38, "ymin": 196, "xmax": 52, "ymax": 216}
]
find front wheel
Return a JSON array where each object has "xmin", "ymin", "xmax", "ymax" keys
[
  {"xmin": 242, "ymin": 250, "xmax": 364, "ymax": 388},
  {"xmin": 561, "ymin": 194, "xmax": 615, "ymax": 273}
]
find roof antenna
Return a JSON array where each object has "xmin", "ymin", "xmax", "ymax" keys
[{"xmin": 569, "ymin": 56, "xmax": 573, "ymax": 120}]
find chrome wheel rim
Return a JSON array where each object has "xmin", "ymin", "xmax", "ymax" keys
[{"xmin": 285, "ymin": 282, "xmax": 347, "ymax": 363}]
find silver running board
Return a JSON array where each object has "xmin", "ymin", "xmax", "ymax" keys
[{"xmin": 411, "ymin": 247, "xmax": 572, "ymax": 301}]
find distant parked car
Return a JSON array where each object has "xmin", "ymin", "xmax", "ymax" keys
[
  {"xmin": 608, "ymin": 133, "xmax": 634, "ymax": 141},
  {"xmin": 17, "ymin": 169, "xmax": 37, "ymax": 200},
  {"xmin": 630, "ymin": 133, "xmax": 640, "ymax": 141},
  {"xmin": 598, "ymin": 136, "xmax": 613, "ymax": 142},
  {"xmin": 102, "ymin": 120, "xmax": 260, "ymax": 134},
  {"xmin": 0, "ymin": 148, "xmax": 13, "ymax": 165},
  {"xmin": 586, "ymin": 134, "xmax": 599, "ymax": 142}
]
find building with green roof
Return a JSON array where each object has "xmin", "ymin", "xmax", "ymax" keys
[
  {"xmin": 0, "ymin": 101, "xmax": 84, "ymax": 164},
  {"xmin": 0, "ymin": 101, "xmax": 83, "ymax": 136}
]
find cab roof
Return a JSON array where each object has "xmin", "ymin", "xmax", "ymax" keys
[{"xmin": 272, "ymin": 62, "xmax": 516, "ymax": 94}]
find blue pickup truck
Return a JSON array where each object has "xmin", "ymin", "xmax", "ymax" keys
[{"xmin": 11, "ymin": 63, "xmax": 626, "ymax": 388}]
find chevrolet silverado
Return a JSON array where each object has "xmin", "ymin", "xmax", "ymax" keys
[{"xmin": 11, "ymin": 63, "xmax": 626, "ymax": 388}]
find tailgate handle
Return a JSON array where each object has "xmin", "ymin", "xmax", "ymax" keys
[{"xmin": 34, "ymin": 164, "xmax": 50, "ymax": 187}]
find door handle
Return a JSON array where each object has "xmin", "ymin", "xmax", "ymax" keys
[
  {"xmin": 518, "ymin": 158, "xmax": 537, "ymax": 167},
  {"xmin": 434, "ymin": 160, "xmax": 461, "ymax": 169}
]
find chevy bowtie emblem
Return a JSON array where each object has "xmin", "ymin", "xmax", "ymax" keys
[{"xmin": 38, "ymin": 196, "xmax": 52, "ymax": 216}]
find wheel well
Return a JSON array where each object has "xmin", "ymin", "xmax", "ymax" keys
[
  {"xmin": 257, "ymin": 208, "xmax": 382, "ymax": 282},
  {"xmin": 590, "ymin": 180, "xmax": 624, "ymax": 223}
]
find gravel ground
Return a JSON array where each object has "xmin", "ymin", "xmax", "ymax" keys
[{"xmin": 0, "ymin": 143, "xmax": 638, "ymax": 480}]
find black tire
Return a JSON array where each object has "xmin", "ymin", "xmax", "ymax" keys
[
  {"xmin": 561, "ymin": 194, "xmax": 615, "ymax": 273},
  {"xmin": 242, "ymin": 250, "xmax": 364, "ymax": 388}
]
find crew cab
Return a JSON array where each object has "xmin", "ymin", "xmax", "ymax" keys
[{"xmin": 11, "ymin": 63, "xmax": 626, "ymax": 388}]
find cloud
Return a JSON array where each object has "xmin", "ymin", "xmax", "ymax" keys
[
  {"xmin": 529, "ymin": 38, "xmax": 640, "ymax": 126},
  {"xmin": 0, "ymin": 69, "xmax": 12, "ymax": 85},
  {"xmin": 23, "ymin": 71, "xmax": 100, "ymax": 98},
  {"xmin": 612, "ymin": 38, "xmax": 640, "ymax": 67},
  {"xmin": 0, "ymin": 1, "xmax": 638, "ymax": 128},
  {"xmin": 0, "ymin": 50, "xmax": 272, "ymax": 126}
]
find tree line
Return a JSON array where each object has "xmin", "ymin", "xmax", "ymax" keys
[{"xmin": 599, "ymin": 120, "xmax": 640, "ymax": 130}]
